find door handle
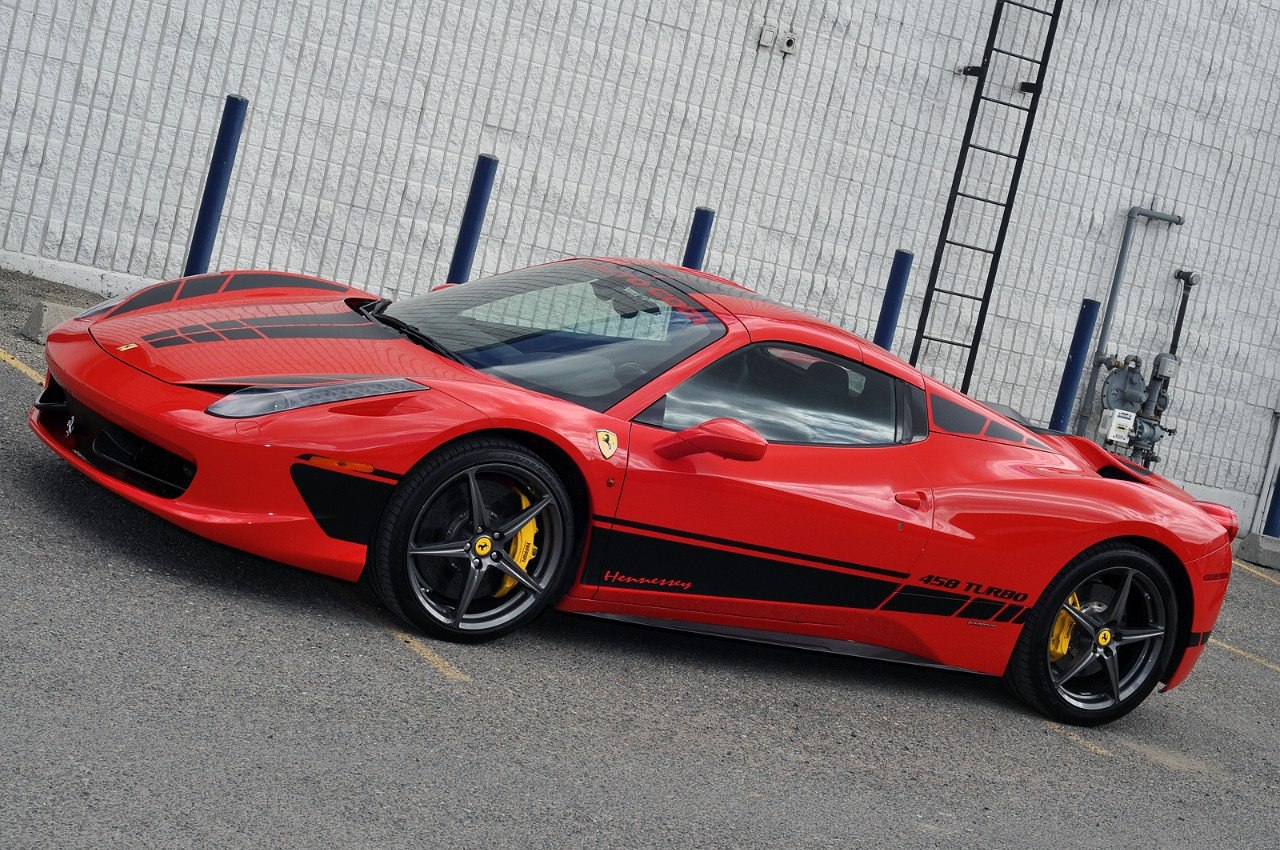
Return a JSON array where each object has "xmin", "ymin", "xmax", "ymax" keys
[{"xmin": 894, "ymin": 490, "xmax": 928, "ymax": 511}]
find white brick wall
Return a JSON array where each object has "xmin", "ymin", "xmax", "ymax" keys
[{"xmin": 2, "ymin": 0, "xmax": 1278, "ymax": 522}]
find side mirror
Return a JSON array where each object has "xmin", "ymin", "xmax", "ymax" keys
[{"xmin": 653, "ymin": 418, "xmax": 767, "ymax": 462}]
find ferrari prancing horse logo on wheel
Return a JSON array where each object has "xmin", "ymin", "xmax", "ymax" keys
[{"xmin": 596, "ymin": 429, "xmax": 618, "ymax": 459}]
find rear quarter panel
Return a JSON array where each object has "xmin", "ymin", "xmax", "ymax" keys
[{"xmin": 905, "ymin": 432, "xmax": 1228, "ymax": 673}]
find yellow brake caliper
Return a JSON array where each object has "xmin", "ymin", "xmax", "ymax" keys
[
  {"xmin": 1049, "ymin": 592, "xmax": 1081, "ymax": 661},
  {"xmin": 493, "ymin": 490, "xmax": 538, "ymax": 598}
]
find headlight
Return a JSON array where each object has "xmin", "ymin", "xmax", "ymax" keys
[{"xmin": 205, "ymin": 378, "xmax": 424, "ymax": 418}]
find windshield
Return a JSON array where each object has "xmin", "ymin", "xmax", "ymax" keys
[{"xmin": 385, "ymin": 259, "xmax": 726, "ymax": 411}]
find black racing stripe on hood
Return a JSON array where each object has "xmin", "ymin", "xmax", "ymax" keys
[
  {"xmin": 185, "ymin": 374, "xmax": 395, "ymax": 387},
  {"xmin": 241, "ymin": 312, "xmax": 367, "ymax": 327},
  {"xmin": 177, "ymin": 274, "xmax": 228, "ymax": 299},
  {"xmin": 257, "ymin": 324, "xmax": 396, "ymax": 340},
  {"xmin": 142, "ymin": 329, "xmax": 179, "ymax": 341},
  {"xmin": 143, "ymin": 322, "xmax": 396, "ymax": 347},
  {"xmin": 109, "ymin": 280, "xmax": 181, "ymax": 317},
  {"xmin": 224, "ymin": 273, "xmax": 348, "ymax": 293}
]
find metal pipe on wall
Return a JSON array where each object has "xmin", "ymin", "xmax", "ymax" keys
[
  {"xmin": 682, "ymin": 207, "xmax": 716, "ymax": 271},
  {"xmin": 873, "ymin": 249, "xmax": 913, "ymax": 351},
  {"xmin": 1072, "ymin": 205, "xmax": 1184, "ymax": 435},
  {"xmin": 1049, "ymin": 298, "xmax": 1100, "ymax": 432},
  {"xmin": 184, "ymin": 94, "xmax": 249, "ymax": 277},
  {"xmin": 446, "ymin": 154, "xmax": 500, "ymax": 284}
]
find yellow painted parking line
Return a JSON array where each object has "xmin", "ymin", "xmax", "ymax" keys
[
  {"xmin": 389, "ymin": 626, "xmax": 473, "ymax": 682},
  {"xmin": 1233, "ymin": 559, "xmax": 1280, "ymax": 587},
  {"xmin": 356, "ymin": 600, "xmax": 471, "ymax": 682},
  {"xmin": 1046, "ymin": 721, "xmax": 1112, "ymax": 757},
  {"xmin": 0, "ymin": 346, "xmax": 42, "ymax": 383},
  {"xmin": 1209, "ymin": 637, "xmax": 1280, "ymax": 675}
]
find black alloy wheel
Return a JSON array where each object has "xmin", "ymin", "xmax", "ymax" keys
[
  {"xmin": 1005, "ymin": 542, "xmax": 1178, "ymax": 725},
  {"xmin": 371, "ymin": 437, "xmax": 576, "ymax": 641}
]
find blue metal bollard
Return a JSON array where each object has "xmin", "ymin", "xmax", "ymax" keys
[
  {"xmin": 681, "ymin": 207, "xmax": 715, "ymax": 271},
  {"xmin": 446, "ymin": 154, "xmax": 499, "ymax": 283},
  {"xmin": 1265, "ymin": 466, "xmax": 1280, "ymax": 538},
  {"xmin": 873, "ymin": 250, "xmax": 914, "ymax": 350},
  {"xmin": 1049, "ymin": 298, "xmax": 1101, "ymax": 432},
  {"xmin": 184, "ymin": 94, "xmax": 249, "ymax": 277}
]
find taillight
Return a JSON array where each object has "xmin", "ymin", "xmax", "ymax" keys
[{"xmin": 1196, "ymin": 501, "xmax": 1239, "ymax": 540}]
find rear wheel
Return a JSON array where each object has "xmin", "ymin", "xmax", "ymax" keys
[
  {"xmin": 370, "ymin": 438, "xmax": 576, "ymax": 641},
  {"xmin": 1005, "ymin": 543, "xmax": 1178, "ymax": 725}
]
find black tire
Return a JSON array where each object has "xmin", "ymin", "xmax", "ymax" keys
[
  {"xmin": 370, "ymin": 437, "xmax": 577, "ymax": 642},
  {"xmin": 1004, "ymin": 542, "xmax": 1179, "ymax": 726}
]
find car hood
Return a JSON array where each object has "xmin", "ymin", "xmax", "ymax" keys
[{"xmin": 87, "ymin": 272, "xmax": 479, "ymax": 386}]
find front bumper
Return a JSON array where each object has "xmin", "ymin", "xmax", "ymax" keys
[{"xmin": 29, "ymin": 330, "xmax": 441, "ymax": 581}]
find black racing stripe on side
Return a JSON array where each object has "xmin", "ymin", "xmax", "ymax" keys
[
  {"xmin": 180, "ymin": 324, "xmax": 210, "ymax": 333},
  {"xmin": 150, "ymin": 336, "xmax": 189, "ymax": 347},
  {"xmin": 591, "ymin": 527, "xmax": 899, "ymax": 609},
  {"xmin": 242, "ymin": 312, "xmax": 367, "ymax": 327},
  {"xmin": 208, "ymin": 319, "xmax": 248, "ymax": 329},
  {"xmin": 177, "ymin": 274, "xmax": 228, "ymax": 299},
  {"xmin": 142, "ymin": 329, "xmax": 178, "ymax": 341},
  {"xmin": 1012, "ymin": 607, "xmax": 1031, "ymax": 624},
  {"xmin": 601, "ymin": 515, "xmax": 911, "ymax": 580},
  {"xmin": 993, "ymin": 604, "xmax": 1023, "ymax": 623},
  {"xmin": 109, "ymin": 280, "xmax": 181, "ymax": 317},
  {"xmin": 290, "ymin": 464, "xmax": 394, "ymax": 545},
  {"xmin": 219, "ymin": 328, "xmax": 263, "ymax": 340},
  {"xmin": 880, "ymin": 586, "xmax": 968, "ymax": 616},
  {"xmin": 956, "ymin": 599, "xmax": 1004, "ymax": 620},
  {"xmin": 258, "ymin": 324, "xmax": 397, "ymax": 340},
  {"xmin": 189, "ymin": 331, "xmax": 222, "ymax": 342},
  {"xmin": 579, "ymin": 526, "xmax": 612, "ymax": 585},
  {"xmin": 224, "ymin": 273, "xmax": 348, "ymax": 293}
]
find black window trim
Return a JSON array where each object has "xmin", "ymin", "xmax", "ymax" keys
[{"xmin": 633, "ymin": 341, "xmax": 916, "ymax": 449}]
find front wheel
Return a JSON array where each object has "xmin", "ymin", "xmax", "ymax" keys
[
  {"xmin": 1005, "ymin": 543, "xmax": 1179, "ymax": 725},
  {"xmin": 370, "ymin": 438, "xmax": 577, "ymax": 642}
]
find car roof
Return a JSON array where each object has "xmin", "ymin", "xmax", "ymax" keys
[{"xmin": 600, "ymin": 258, "xmax": 827, "ymax": 325}]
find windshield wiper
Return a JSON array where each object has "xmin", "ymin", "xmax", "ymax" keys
[{"xmin": 357, "ymin": 298, "xmax": 463, "ymax": 363}]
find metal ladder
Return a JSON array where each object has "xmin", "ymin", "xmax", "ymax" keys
[{"xmin": 908, "ymin": 0, "xmax": 1065, "ymax": 393}]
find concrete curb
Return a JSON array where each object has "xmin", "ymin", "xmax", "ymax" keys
[
  {"xmin": 1236, "ymin": 532, "xmax": 1280, "ymax": 571},
  {"xmin": 22, "ymin": 300, "xmax": 81, "ymax": 345}
]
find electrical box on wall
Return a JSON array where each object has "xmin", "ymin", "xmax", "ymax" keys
[
  {"xmin": 1100, "ymin": 409, "xmax": 1137, "ymax": 445},
  {"xmin": 757, "ymin": 23, "xmax": 799, "ymax": 55}
]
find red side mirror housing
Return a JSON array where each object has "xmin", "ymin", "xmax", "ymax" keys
[{"xmin": 653, "ymin": 418, "xmax": 767, "ymax": 462}]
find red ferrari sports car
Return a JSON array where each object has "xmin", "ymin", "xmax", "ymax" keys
[{"xmin": 30, "ymin": 258, "xmax": 1235, "ymax": 724}]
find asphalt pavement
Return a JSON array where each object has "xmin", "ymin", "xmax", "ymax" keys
[{"xmin": 1, "ymin": 270, "xmax": 1277, "ymax": 849}]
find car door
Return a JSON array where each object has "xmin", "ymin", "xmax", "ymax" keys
[{"xmin": 585, "ymin": 340, "xmax": 935, "ymax": 632}]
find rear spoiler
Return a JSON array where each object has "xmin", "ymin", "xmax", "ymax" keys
[{"xmin": 1038, "ymin": 433, "xmax": 1240, "ymax": 539}]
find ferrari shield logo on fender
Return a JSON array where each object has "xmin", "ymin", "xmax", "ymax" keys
[{"xmin": 596, "ymin": 429, "xmax": 618, "ymax": 459}]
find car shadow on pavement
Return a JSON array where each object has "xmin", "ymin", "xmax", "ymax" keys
[
  {"xmin": 524, "ymin": 608, "xmax": 1021, "ymax": 716},
  {"xmin": 13, "ymin": 447, "xmax": 373, "ymax": 625}
]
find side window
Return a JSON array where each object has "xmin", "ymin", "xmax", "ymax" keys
[{"xmin": 635, "ymin": 343, "xmax": 899, "ymax": 446}]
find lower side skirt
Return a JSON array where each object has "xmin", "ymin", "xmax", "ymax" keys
[{"xmin": 575, "ymin": 611, "xmax": 974, "ymax": 674}]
